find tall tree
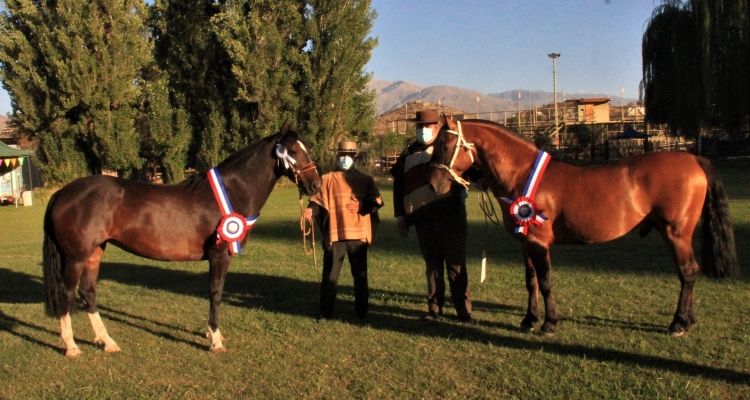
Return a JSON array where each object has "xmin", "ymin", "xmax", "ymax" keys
[
  {"xmin": 643, "ymin": 0, "xmax": 750, "ymax": 138},
  {"xmin": 150, "ymin": 0, "xmax": 234, "ymax": 171},
  {"xmin": 139, "ymin": 67, "xmax": 191, "ymax": 183},
  {"xmin": 692, "ymin": 0, "xmax": 750, "ymax": 135},
  {"xmin": 151, "ymin": 0, "xmax": 308, "ymax": 172},
  {"xmin": 642, "ymin": 0, "xmax": 705, "ymax": 138},
  {"xmin": 0, "ymin": 0, "xmax": 151, "ymax": 183},
  {"xmin": 300, "ymin": 0, "xmax": 378, "ymax": 168}
]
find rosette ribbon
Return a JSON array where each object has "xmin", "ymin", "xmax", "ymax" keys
[
  {"xmin": 274, "ymin": 144, "xmax": 297, "ymax": 170},
  {"xmin": 208, "ymin": 167, "xmax": 259, "ymax": 255},
  {"xmin": 500, "ymin": 151, "xmax": 551, "ymax": 235}
]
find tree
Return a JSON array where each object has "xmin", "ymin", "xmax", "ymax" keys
[
  {"xmin": 139, "ymin": 67, "xmax": 191, "ymax": 183},
  {"xmin": 299, "ymin": 0, "xmax": 378, "ymax": 169},
  {"xmin": 642, "ymin": 0, "xmax": 750, "ymax": 138},
  {"xmin": 150, "ymin": 0, "xmax": 234, "ymax": 172},
  {"xmin": 150, "ymin": 0, "xmax": 310, "ymax": 172},
  {"xmin": 692, "ymin": 0, "xmax": 750, "ymax": 136},
  {"xmin": 0, "ymin": 0, "xmax": 151, "ymax": 183},
  {"xmin": 641, "ymin": 1, "xmax": 705, "ymax": 138},
  {"xmin": 211, "ymin": 0, "xmax": 308, "ymax": 140}
]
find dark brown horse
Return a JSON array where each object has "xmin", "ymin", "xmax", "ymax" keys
[
  {"xmin": 429, "ymin": 116, "xmax": 738, "ymax": 336},
  {"xmin": 43, "ymin": 125, "xmax": 321, "ymax": 357}
]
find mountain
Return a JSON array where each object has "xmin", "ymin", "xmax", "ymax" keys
[{"xmin": 367, "ymin": 80, "xmax": 638, "ymax": 115}]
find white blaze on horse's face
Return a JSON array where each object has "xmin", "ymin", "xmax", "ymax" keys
[{"xmin": 297, "ymin": 141, "xmax": 308, "ymax": 154}]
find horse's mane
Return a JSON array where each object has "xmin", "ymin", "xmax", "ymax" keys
[{"xmin": 217, "ymin": 132, "xmax": 281, "ymax": 168}]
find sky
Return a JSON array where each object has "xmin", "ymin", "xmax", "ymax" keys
[
  {"xmin": 0, "ymin": 0, "xmax": 657, "ymax": 116},
  {"xmin": 366, "ymin": 0, "xmax": 657, "ymax": 99}
]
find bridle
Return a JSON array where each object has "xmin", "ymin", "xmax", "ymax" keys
[
  {"xmin": 274, "ymin": 143, "xmax": 318, "ymax": 186},
  {"xmin": 431, "ymin": 120, "xmax": 475, "ymax": 188}
]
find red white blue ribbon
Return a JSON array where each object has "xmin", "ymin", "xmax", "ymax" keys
[
  {"xmin": 500, "ymin": 151, "xmax": 551, "ymax": 235},
  {"xmin": 208, "ymin": 167, "xmax": 259, "ymax": 255}
]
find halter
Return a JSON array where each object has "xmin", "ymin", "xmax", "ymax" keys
[
  {"xmin": 275, "ymin": 143, "xmax": 318, "ymax": 186},
  {"xmin": 431, "ymin": 121, "xmax": 475, "ymax": 189}
]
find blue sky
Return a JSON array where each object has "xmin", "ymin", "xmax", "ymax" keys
[
  {"xmin": 0, "ymin": 0, "xmax": 657, "ymax": 116},
  {"xmin": 367, "ymin": 0, "xmax": 657, "ymax": 99}
]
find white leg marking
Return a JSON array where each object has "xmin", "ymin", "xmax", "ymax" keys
[
  {"xmin": 206, "ymin": 325, "xmax": 226, "ymax": 353},
  {"xmin": 60, "ymin": 313, "xmax": 81, "ymax": 358},
  {"xmin": 88, "ymin": 312, "xmax": 121, "ymax": 353}
]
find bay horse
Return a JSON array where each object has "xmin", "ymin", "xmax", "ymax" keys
[
  {"xmin": 429, "ymin": 115, "xmax": 738, "ymax": 337},
  {"xmin": 43, "ymin": 124, "xmax": 321, "ymax": 357}
]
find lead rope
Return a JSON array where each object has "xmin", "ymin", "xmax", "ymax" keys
[
  {"xmin": 299, "ymin": 194, "xmax": 317, "ymax": 268},
  {"xmin": 478, "ymin": 185, "xmax": 501, "ymax": 283}
]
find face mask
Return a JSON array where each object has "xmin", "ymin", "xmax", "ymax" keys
[
  {"xmin": 337, "ymin": 156, "xmax": 354, "ymax": 171},
  {"xmin": 416, "ymin": 127, "xmax": 434, "ymax": 143}
]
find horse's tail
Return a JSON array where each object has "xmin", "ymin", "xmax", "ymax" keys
[
  {"xmin": 698, "ymin": 158, "xmax": 739, "ymax": 278},
  {"xmin": 43, "ymin": 191, "xmax": 69, "ymax": 317}
]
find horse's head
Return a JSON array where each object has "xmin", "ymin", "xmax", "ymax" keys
[
  {"xmin": 275, "ymin": 123, "xmax": 321, "ymax": 196},
  {"xmin": 430, "ymin": 114, "xmax": 476, "ymax": 195}
]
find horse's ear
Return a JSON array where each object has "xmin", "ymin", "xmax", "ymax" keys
[
  {"xmin": 278, "ymin": 121, "xmax": 299, "ymax": 147},
  {"xmin": 440, "ymin": 113, "xmax": 456, "ymax": 130},
  {"xmin": 280, "ymin": 121, "xmax": 290, "ymax": 137}
]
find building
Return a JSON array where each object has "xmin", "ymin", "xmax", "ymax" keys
[{"xmin": 565, "ymin": 98, "xmax": 613, "ymax": 123}]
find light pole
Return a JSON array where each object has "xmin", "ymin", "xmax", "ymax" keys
[{"xmin": 548, "ymin": 53, "xmax": 560, "ymax": 148}]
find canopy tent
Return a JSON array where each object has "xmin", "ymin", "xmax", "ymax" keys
[
  {"xmin": 0, "ymin": 141, "xmax": 35, "ymax": 205},
  {"xmin": 610, "ymin": 126, "xmax": 653, "ymax": 139},
  {"xmin": 608, "ymin": 126, "xmax": 655, "ymax": 156}
]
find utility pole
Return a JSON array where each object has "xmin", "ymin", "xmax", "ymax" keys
[{"xmin": 548, "ymin": 53, "xmax": 560, "ymax": 148}]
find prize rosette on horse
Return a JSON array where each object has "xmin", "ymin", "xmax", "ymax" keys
[
  {"xmin": 215, "ymin": 212, "xmax": 259, "ymax": 253},
  {"xmin": 508, "ymin": 196, "xmax": 545, "ymax": 227},
  {"xmin": 499, "ymin": 150, "xmax": 551, "ymax": 236},
  {"xmin": 208, "ymin": 167, "xmax": 260, "ymax": 255}
]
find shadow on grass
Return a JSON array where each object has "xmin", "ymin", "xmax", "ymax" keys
[
  {"xmin": 0, "ymin": 310, "xmax": 98, "ymax": 355},
  {"xmin": 0, "ymin": 267, "xmax": 43, "ymax": 304},
  {"xmin": 3, "ymin": 262, "xmax": 748, "ymax": 385},
  {"xmin": 98, "ymin": 263, "xmax": 748, "ymax": 385},
  {"xmin": 369, "ymin": 313, "xmax": 750, "ymax": 386},
  {"xmin": 95, "ymin": 305, "xmax": 206, "ymax": 352}
]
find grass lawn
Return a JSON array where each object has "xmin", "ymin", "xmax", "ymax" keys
[{"xmin": 0, "ymin": 165, "xmax": 749, "ymax": 399}]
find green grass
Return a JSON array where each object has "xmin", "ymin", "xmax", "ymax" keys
[{"xmin": 1, "ymin": 166, "xmax": 749, "ymax": 399}]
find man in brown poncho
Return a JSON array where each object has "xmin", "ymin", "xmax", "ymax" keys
[{"xmin": 304, "ymin": 141, "xmax": 383, "ymax": 320}]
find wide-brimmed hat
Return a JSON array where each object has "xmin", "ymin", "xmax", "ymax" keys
[
  {"xmin": 331, "ymin": 141, "xmax": 357, "ymax": 154},
  {"xmin": 407, "ymin": 110, "xmax": 440, "ymax": 124}
]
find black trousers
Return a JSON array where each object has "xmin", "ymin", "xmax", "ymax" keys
[
  {"xmin": 414, "ymin": 205, "xmax": 471, "ymax": 319},
  {"xmin": 320, "ymin": 240, "xmax": 369, "ymax": 318}
]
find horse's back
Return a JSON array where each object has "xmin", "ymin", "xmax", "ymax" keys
[
  {"xmin": 543, "ymin": 151, "xmax": 707, "ymax": 243},
  {"xmin": 49, "ymin": 175, "xmax": 213, "ymax": 261}
]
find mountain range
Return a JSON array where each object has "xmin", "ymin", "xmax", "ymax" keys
[{"xmin": 367, "ymin": 80, "xmax": 638, "ymax": 116}]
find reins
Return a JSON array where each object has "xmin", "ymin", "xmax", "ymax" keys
[
  {"xmin": 298, "ymin": 192, "xmax": 317, "ymax": 268},
  {"xmin": 275, "ymin": 142, "xmax": 318, "ymax": 268}
]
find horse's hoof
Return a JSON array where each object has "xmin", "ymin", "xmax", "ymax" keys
[
  {"xmin": 519, "ymin": 325, "xmax": 535, "ymax": 333},
  {"xmin": 210, "ymin": 345, "xmax": 227, "ymax": 354},
  {"xmin": 669, "ymin": 330, "xmax": 686, "ymax": 337},
  {"xmin": 104, "ymin": 343, "xmax": 122, "ymax": 353},
  {"xmin": 539, "ymin": 330, "xmax": 555, "ymax": 338},
  {"xmin": 65, "ymin": 347, "xmax": 82, "ymax": 358}
]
